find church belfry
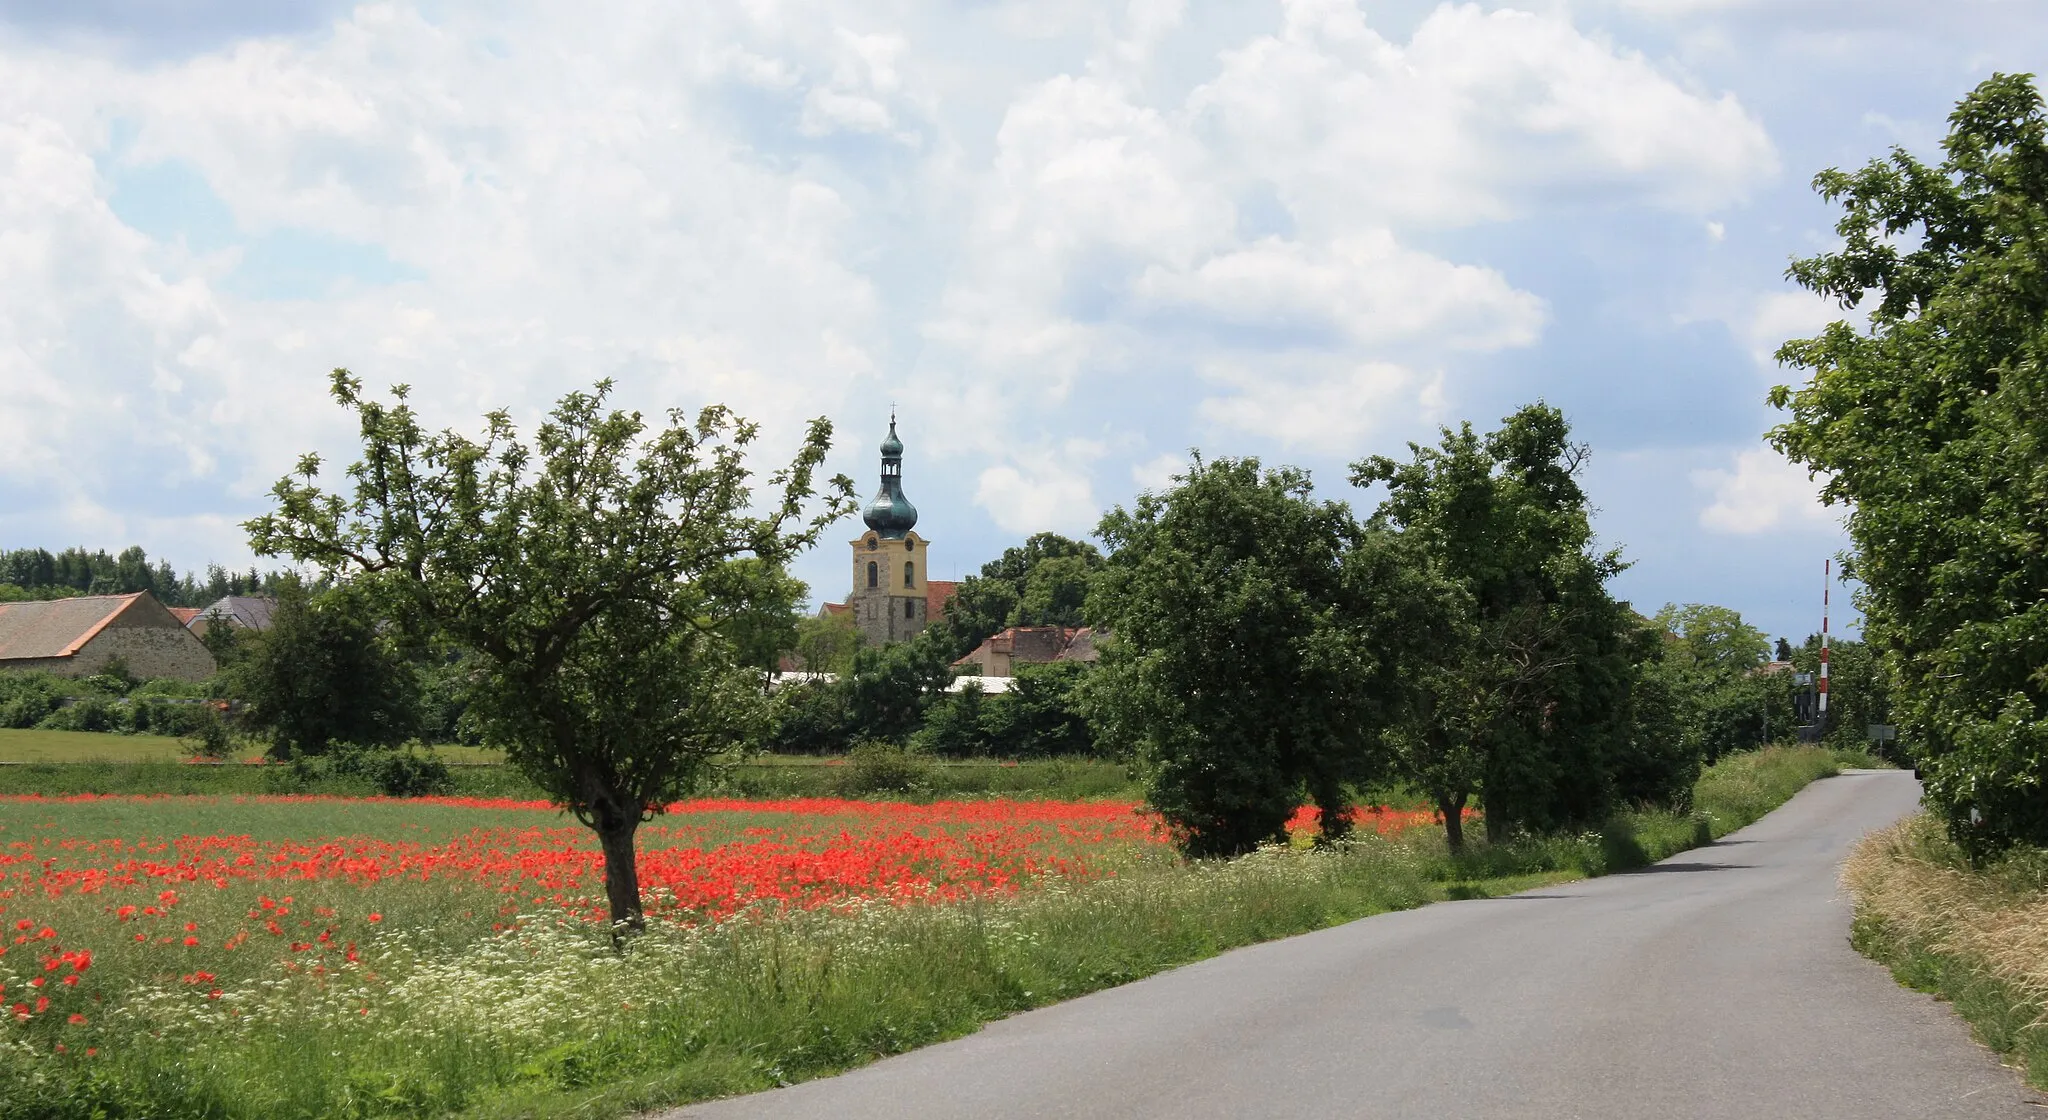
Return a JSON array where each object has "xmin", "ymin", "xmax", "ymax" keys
[{"xmin": 847, "ymin": 414, "xmax": 931, "ymax": 646}]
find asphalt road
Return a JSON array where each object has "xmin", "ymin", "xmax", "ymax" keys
[{"xmin": 670, "ymin": 771, "xmax": 2041, "ymax": 1120}]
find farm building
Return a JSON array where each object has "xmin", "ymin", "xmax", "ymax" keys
[
  {"xmin": 0, "ymin": 592, "xmax": 217, "ymax": 681},
  {"xmin": 187, "ymin": 595, "xmax": 277, "ymax": 637},
  {"xmin": 952, "ymin": 626, "xmax": 1101, "ymax": 677}
]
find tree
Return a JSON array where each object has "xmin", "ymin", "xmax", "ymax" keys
[
  {"xmin": 1088, "ymin": 457, "xmax": 1398, "ymax": 856},
  {"xmin": 790, "ymin": 610, "xmax": 862, "ymax": 674},
  {"xmin": 1767, "ymin": 73, "xmax": 2048, "ymax": 855},
  {"xmin": 223, "ymin": 580, "xmax": 422, "ymax": 758},
  {"xmin": 935, "ymin": 532, "xmax": 1103, "ymax": 656},
  {"xmin": 840, "ymin": 630, "xmax": 955, "ymax": 743},
  {"xmin": 1354, "ymin": 404, "xmax": 1650, "ymax": 848},
  {"xmin": 1653, "ymin": 603, "xmax": 1774, "ymax": 763},
  {"xmin": 248, "ymin": 372, "xmax": 852, "ymax": 934},
  {"xmin": 717, "ymin": 561, "xmax": 808, "ymax": 674}
]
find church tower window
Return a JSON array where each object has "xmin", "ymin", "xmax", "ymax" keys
[
  {"xmin": 904, "ymin": 561, "xmax": 915, "ymax": 588},
  {"xmin": 867, "ymin": 561, "xmax": 878, "ymax": 588},
  {"xmin": 905, "ymin": 599, "xmax": 916, "ymax": 619}
]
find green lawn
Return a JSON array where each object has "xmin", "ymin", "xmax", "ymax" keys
[{"xmin": 0, "ymin": 727, "xmax": 209, "ymax": 763}]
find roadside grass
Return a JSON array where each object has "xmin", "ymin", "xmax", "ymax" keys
[
  {"xmin": 0, "ymin": 744, "xmax": 1850, "ymax": 1119},
  {"xmin": 1843, "ymin": 814, "xmax": 2048, "ymax": 1090}
]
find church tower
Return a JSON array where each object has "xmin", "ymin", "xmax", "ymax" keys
[{"xmin": 847, "ymin": 414, "xmax": 931, "ymax": 646}]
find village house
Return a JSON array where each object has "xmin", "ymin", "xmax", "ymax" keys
[
  {"xmin": 952, "ymin": 626, "xmax": 1100, "ymax": 677},
  {"xmin": 0, "ymin": 592, "xmax": 217, "ymax": 682},
  {"xmin": 186, "ymin": 594, "xmax": 277, "ymax": 638}
]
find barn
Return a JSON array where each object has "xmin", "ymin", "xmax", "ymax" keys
[{"xmin": 0, "ymin": 592, "xmax": 218, "ymax": 682}]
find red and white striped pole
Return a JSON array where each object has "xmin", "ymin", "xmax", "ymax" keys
[{"xmin": 1819, "ymin": 560, "xmax": 1830, "ymax": 719}]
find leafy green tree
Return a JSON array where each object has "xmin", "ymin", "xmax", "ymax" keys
[
  {"xmin": 717, "ymin": 561, "xmax": 808, "ymax": 674},
  {"xmin": 1355, "ymin": 404, "xmax": 1650, "ymax": 848},
  {"xmin": 1651, "ymin": 602, "xmax": 1775, "ymax": 762},
  {"xmin": 1089, "ymin": 457, "xmax": 1400, "ymax": 856},
  {"xmin": 915, "ymin": 659, "xmax": 1103, "ymax": 759},
  {"xmin": 248, "ymin": 372, "xmax": 852, "ymax": 933},
  {"xmin": 1654, "ymin": 604, "xmax": 1767, "ymax": 677},
  {"xmin": 993, "ymin": 660, "xmax": 1097, "ymax": 758},
  {"xmin": 791, "ymin": 609, "xmax": 862, "ymax": 674},
  {"xmin": 223, "ymin": 580, "xmax": 422, "ymax": 759},
  {"xmin": 936, "ymin": 532, "xmax": 1102, "ymax": 656},
  {"xmin": 765, "ymin": 679, "xmax": 851, "ymax": 754},
  {"xmin": 912, "ymin": 680, "xmax": 997, "ymax": 757},
  {"xmin": 840, "ymin": 631, "xmax": 955, "ymax": 743},
  {"xmin": 1767, "ymin": 73, "xmax": 2048, "ymax": 855}
]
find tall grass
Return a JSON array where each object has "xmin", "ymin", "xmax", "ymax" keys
[
  {"xmin": 1843, "ymin": 814, "xmax": 2048, "ymax": 1089},
  {"xmin": 0, "ymin": 745, "xmax": 1849, "ymax": 1119}
]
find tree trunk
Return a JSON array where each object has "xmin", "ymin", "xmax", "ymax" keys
[
  {"xmin": 1308, "ymin": 773, "xmax": 1351, "ymax": 846},
  {"xmin": 596, "ymin": 818, "xmax": 645, "ymax": 944},
  {"xmin": 1439, "ymin": 790, "xmax": 1468, "ymax": 854},
  {"xmin": 1485, "ymin": 798, "xmax": 1510, "ymax": 845}
]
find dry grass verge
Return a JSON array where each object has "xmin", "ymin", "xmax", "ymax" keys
[{"xmin": 1843, "ymin": 814, "xmax": 2048, "ymax": 1088}]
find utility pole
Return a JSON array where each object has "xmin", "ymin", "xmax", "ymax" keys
[{"xmin": 1819, "ymin": 559, "xmax": 1831, "ymax": 730}]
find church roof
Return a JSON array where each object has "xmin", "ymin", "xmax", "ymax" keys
[{"xmin": 863, "ymin": 416, "xmax": 918, "ymax": 539}]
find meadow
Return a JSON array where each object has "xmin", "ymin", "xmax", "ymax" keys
[
  {"xmin": 0, "ymin": 728, "xmax": 507, "ymax": 767},
  {"xmin": 0, "ymin": 746, "xmax": 1859, "ymax": 1119}
]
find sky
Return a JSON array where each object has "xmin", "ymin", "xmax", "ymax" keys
[{"xmin": 1, "ymin": 0, "xmax": 2041, "ymax": 645}]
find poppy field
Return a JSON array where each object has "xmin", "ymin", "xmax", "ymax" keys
[
  {"xmin": 0, "ymin": 791, "xmax": 1465, "ymax": 1118},
  {"xmin": 0, "ymin": 748, "xmax": 1840, "ymax": 1119}
]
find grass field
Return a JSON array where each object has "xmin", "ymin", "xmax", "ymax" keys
[
  {"xmin": 0, "ymin": 729, "xmax": 507, "ymax": 766},
  {"xmin": 0, "ymin": 728, "xmax": 213, "ymax": 763},
  {"xmin": 0, "ymin": 745, "xmax": 1854, "ymax": 1119}
]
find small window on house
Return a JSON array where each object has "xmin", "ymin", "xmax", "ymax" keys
[
  {"xmin": 904, "ymin": 561, "xmax": 915, "ymax": 588},
  {"xmin": 905, "ymin": 598, "xmax": 916, "ymax": 619},
  {"xmin": 867, "ymin": 561, "xmax": 878, "ymax": 588}
]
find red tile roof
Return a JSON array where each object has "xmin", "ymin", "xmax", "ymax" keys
[{"xmin": 926, "ymin": 580, "xmax": 958, "ymax": 621}]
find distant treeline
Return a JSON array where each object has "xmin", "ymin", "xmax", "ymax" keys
[{"xmin": 0, "ymin": 545, "xmax": 286, "ymax": 608}]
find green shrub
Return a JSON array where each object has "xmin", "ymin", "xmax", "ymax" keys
[
  {"xmin": 328, "ymin": 744, "xmax": 456, "ymax": 797},
  {"xmin": 0, "ymin": 671, "xmax": 68, "ymax": 729},
  {"xmin": 36, "ymin": 697, "xmax": 121, "ymax": 733},
  {"xmin": 182, "ymin": 707, "xmax": 238, "ymax": 761},
  {"xmin": 767, "ymin": 681, "xmax": 851, "ymax": 755},
  {"xmin": 833, "ymin": 741, "xmax": 930, "ymax": 796}
]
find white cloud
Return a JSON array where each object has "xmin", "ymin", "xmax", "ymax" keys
[
  {"xmin": 1130, "ymin": 452, "xmax": 1185, "ymax": 493},
  {"xmin": 0, "ymin": 3, "xmax": 898, "ymax": 525},
  {"xmin": 1742, "ymin": 289, "xmax": 1841, "ymax": 368},
  {"xmin": 1693, "ymin": 448, "xmax": 1838, "ymax": 533},
  {"xmin": 1188, "ymin": 0, "xmax": 1779, "ymax": 230},
  {"xmin": 1197, "ymin": 358, "xmax": 1437, "ymax": 455},
  {"xmin": 0, "ymin": 0, "xmax": 1786, "ymax": 589},
  {"xmin": 1134, "ymin": 231, "xmax": 1545, "ymax": 350},
  {"xmin": 974, "ymin": 440, "xmax": 1106, "ymax": 535}
]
